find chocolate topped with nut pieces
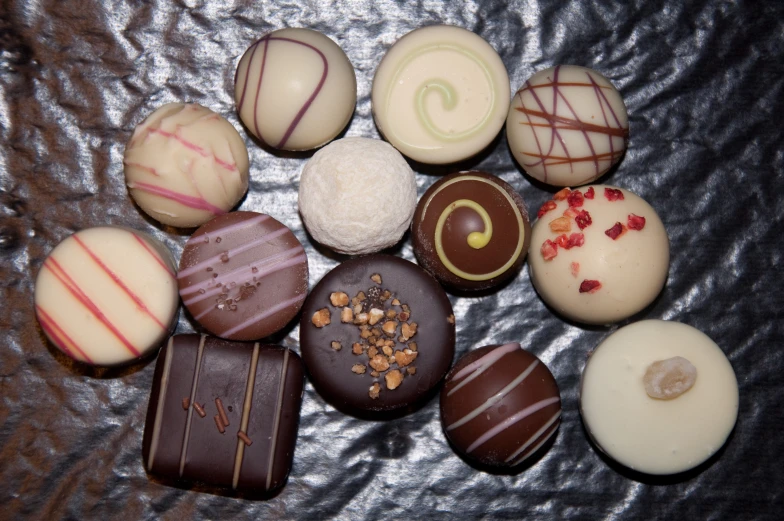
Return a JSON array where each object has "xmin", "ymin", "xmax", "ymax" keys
[{"xmin": 300, "ymin": 255, "xmax": 456, "ymax": 415}]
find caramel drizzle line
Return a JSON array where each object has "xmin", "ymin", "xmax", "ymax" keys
[
  {"xmin": 232, "ymin": 342, "xmax": 260, "ymax": 490},
  {"xmin": 179, "ymin": 334, "xmax": 207, "ymax": 477},
  {"xmin": 516, "ymin": 65, "xmax": 628, "ymax": 183},
  {"xmin": 147, "ymin": 336, "xmax": 174, "ymax": 471},
  {"xmin": 266, "ymin": 347, "xmax": 290, "ymax": 491},
  {"xmin": 237, "ymin": 35, "xmax": 328, "ymax": 149}
]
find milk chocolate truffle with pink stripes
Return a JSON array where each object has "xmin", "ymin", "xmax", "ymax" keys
[
  {"xmin": 34, "ymin": 226, "xmax": 179, "ymax": 366},
  {"xmin": 440, "ymin": 343, "xmax": 561, "ymax": 469},
  {"xmin": 124, "ymin": 103, "xmax": 250, "ymax": 228},
  {"xmin": 235, "ymin": 28, "xmax": 357, "ymax": 151},
  {"xmin": 178, "ymin": 212, "xmax": 309, "ymax": 341}
]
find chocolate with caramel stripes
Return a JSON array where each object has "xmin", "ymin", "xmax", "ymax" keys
[
  {"xmin": 142, "ymin": 334, "xmax": 305, "ymax": 493},
  {"xmin": 178, "ymin": 211, "xmax": 309, "ymax": 341}
]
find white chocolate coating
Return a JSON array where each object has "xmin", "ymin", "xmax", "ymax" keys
[
  {"xmin": 528, "ymin": 185, "xmax": 669, "ymax": 325},
  {"xmin": 581, "ymin": 320, "xmax": 739, "ymax": 475},
  {"xmin": 372, "ymin": 25, "xmax": 510, "ymax": 164},
  {"xmin": 298, "ymin": 137, "xmax": 417, "ymax": 255},
  {"xmin": 507, "ymin": 65, "xmax": 628, "ymax": 187},
  {"xmin": 34, "ymin": 227, "xmax": 179, "ymax": 366},
  {"xmin": 124, "ymin": 103, "xmax": 250, "ymax": 228},
  {"xmin": 234, "ymin": 28, "xmax": 357, "ymax": 151}
]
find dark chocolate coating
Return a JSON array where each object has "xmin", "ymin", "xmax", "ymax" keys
[
  {"xmin": 412, "ymin": 171, "xmax": 531, "ymax": 291},
  {"xmin": 142, "ymin": 334, "xmax": 305, "ymax": 493},
  {"xmin": 178, "ymin": 211, "xmax": 309, "ymax": 341},
  {"xmin": 300, "ymin": 254, "xmax": 455, "ymax": 415},
  {"xmin": 440, "ymin": 343, "xmax": 561, "ymax": 469}
]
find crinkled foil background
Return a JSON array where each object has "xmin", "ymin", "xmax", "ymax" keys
[{"xmin": 1, "ymin": 0, "xmax": 782, "ymax": 519}]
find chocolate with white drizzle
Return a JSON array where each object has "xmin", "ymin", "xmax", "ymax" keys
[
  {"xmin": 178, "ymin": 211, "xmax": 309, "ymax": 341},
  {"xmin": 142, "ymin": 334, "xmax": 305, "ymax": 493},
  {"xmin": 440, "ymin": 343, "xmax": 561, "ymax": 469}
]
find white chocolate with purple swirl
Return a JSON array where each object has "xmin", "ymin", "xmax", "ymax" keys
[
  {"xmin": 372, "ymin": 25, "xmax": 510, "ymax": 164},
  {"xmin": 124, "ymin": 103, "xmax": 250, "ymax": 228}
]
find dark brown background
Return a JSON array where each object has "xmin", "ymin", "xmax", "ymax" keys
[{"xmin": 1, "ymin": 0, "xmax": 781, "ymax": 519}]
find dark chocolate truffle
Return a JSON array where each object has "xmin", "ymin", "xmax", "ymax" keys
[
  {"xmin": 178, "ymin": 211, "xmax": 309, "ymax": 341},
  {"xmin": 440, "ymin": 343, "xmax": 561, "ymax": 469},
  {"xmin": 412, "ymin": 171, "xmax": 531, "ymax": 291},
  {"xmin": 142, "ymin": 334, "xmax": 305, "ymax": 493},
  {"xmin": 300, "ymin": 254, "xmax": 455, "ymax": 415}
]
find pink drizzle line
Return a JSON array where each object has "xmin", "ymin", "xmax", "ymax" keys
[
  {"xmin": 72, "ymin": 235, "xmax": 166, "ymax": 330},
  {"xmin": 130, "ymin": 232, "xmax": 176, "ymax": 278},
  {"xmin": 148, "ymin": 127, "xmax": 238, "ymax": 172},
  {"xmin": 237, "ymin": 35, "xmax": 329, "ymax": 148},
  {"xmin": 43, "ymin": 257, "xmax": 140, "ymax": 357},
  {"xmin": 129, "ymin": 181, "xmax": 227, "ymax": 216},
  {"xmin": 36, "ymin": 305, "xmax": 94, "ymax": 364},
  {"xmin": 185, "ymin": 214, "xmax": 270, "ymax": 247}
]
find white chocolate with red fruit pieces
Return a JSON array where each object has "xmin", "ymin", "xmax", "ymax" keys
[
  {"xmin": 580, "ymin": 320, "xmax": 739, "ymax": 475},
  {"xmin": 528, "ymin": 185, "xmax": 669, "ymax": 325},
  {"xmin": 34, "ymin": 227, "xmax": 179, "ymax": 366},
  {"xmin": 124, "ymin": 103, "xmax": 250, "ymax": 228},
  {"xmin": 507, "ymin": 65, "xmax": 629, "ymax": 187}
]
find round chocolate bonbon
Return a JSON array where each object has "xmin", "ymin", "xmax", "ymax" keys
[
  {"xmin": 412, "ymin": 171, "xmax": 531, "ymax": 291},
  {"xmin": 34, "ymin": 226, "xmax": 179, "ymax": 366},
  {"xmin": 300, "ymin": 255, "xmax": 455, "ymax": 415},
  {"xmin": 235, "ymin": 28, "xmax": 357, "ymax": 151},
  {"xmin": 440, "ymin": 343, "xmax": 561, "ymax": 469},
  {"xmin": 178, "ymin": 211, "xmax": 308, "ymax": 341},
  {"xmin": 507, "ymin": 65, "xmax": 629, "ymax": 187},
  {"xmin": 581, "ymin": 320, "xmax": 739, "ymax": 475},
  {"xmin": 372, "ymin": 25, "xmax": 510, "ymax": 164},
  {"xmin": 124, "ymin": 103, "xmax": 250, "ymax": 228},
  {"xmin": 528, "ymin": 185, "xmax": 669, "ymax": 325}
]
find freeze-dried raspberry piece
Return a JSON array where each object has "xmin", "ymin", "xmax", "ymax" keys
[
  {"xmin": 575, "ymin": 210, "xmax": 592, "ymax": 229},
  {"xmin": 605, "ymin": 222, "xmax": 627, "ymax": 240},
  {"xmin": 568, "ymin": 233, "xmax": 585, "ymax": 248},
  {"xmin": 553, "ymin": 188, "xmax": 571, "ymax": 201},
  {"xmin": 537, "ymin": 200, "xmax": 557, "ymax": 218},
  {"xmin": 555, "ymin": 234, "xmax": 569, "ymax": 249},
  {"xmin": 579, "ymin": 280, "xmax": 602, "ymax": 293},
  {"xmin": 570, "ymin": 262, "xmax": 580, "ymax": 277},
  {"xmin": 584, "ymin": 187, "xmax": 595, "ymax": 199},
  {"xmin": 541, "ymin": 239, "xmax": 558, "ymax": 261},
  {"xmin": 567, "ymin": 190, "xmax": 584, "ymax": 208},
  {"xmin": 563, "ymin": 207, "xmax": 579, "ymax": 219},
  {"xmin": 604, "ymin": 188, "xmax": 624, "ymax": 201},
  {"xmin": 628, "ymin": 213, "xmax": 646, "ymax": 230}
]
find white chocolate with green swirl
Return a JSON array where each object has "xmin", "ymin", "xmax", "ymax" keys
[{"xmin": 372, "ymin": 25, "xmax": 510, "ymax": 164}]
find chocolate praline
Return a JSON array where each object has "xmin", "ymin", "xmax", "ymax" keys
[
  {"xmin": 412, "ymin": 171, "xmax": 531, "ymax": 291},
  {"xmin": 178, "ymin": 211, "xmax": 309, "ymax": 341},
  {"xmin": 440, "ymin": 343, "xmax": 561, "ymax": 469},
  {"xmin": 299, "ymin": 254, "xmax": 455, "ymax": 416}
]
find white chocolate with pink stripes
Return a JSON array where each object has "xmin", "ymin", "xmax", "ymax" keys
[
  {"xmin": 124, "ymin": 103, "xmax": 250, "ymax": 228},
  {"xmin": 34, "ymin": 227, "xmax": 179, "ymax": 366}
]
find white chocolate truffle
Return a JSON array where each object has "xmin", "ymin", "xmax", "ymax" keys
[
  {"xmin": 298, "ymin": 137, "xmax": 417, "ymax": 255},
  {"xmin": 234, "ymin": 28, "xmax": 357, "ymax": 151},
  {"xmin": 528, "ymin": 185, "xmax": 669, "ymax": 325},
  {"xmin": 507, "ymin": 65, "xmax": 629, "ymax": 187},
  {"xmin": 34, "ymin": 227, "xmax": 179, "ymax": 366},
  {"xmin": 372, "ymin": 25, "xmax": 510, "ymax": 164},
  {"xmin": 580, "ymin": 320, "xmax": 739, "ymax": 475},
  {"xmin": 124, "ymin": 103, "xmax": 250, "ymax": 228}
]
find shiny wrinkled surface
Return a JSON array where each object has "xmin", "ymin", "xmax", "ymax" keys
[{"xmin": 1, "ymin": 0, "xmax": 782, "ymax": 518}]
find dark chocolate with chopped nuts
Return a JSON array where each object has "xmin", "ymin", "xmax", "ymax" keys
[{"xmin": 300, "ymin": 255, "xmax": 455, "ymax": 414}]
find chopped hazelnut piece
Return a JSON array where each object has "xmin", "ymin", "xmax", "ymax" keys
[
  {"xmin": 368, "ymin": 346, "xmax": 378, "ymax": 359},
  {"xmin": 401, "ymin": 304, "xmax": 410, "ymax": 312},
  {"xmin": 353, "ymin": 313, "xmax": 368, "ymax": 325},
  {"xmin": 340, "ymin": 307, "xmax": 354, "ymax": 323},
  {"xmin": 360, "ymin": 328, "xmax": 373, "ymax": 339},
  {"xmin": 386, "ymin": 309, "xmax": 397, "ymax": 318},
  {"xmin": 369, "ymin": 354, "xmax": 390, "ymax": 372},
  {"xmin": 370, "ymin": 273, "xmax": 382, "ymax": 284},
  {"xmin": 330, "ymin": 341, "xmax": 342, "ymax": 351},
  {"xmin": 447, "ymin": 314, "xmax": 455, "ymax": 324},
  {"xmin": 643, "ymin": 356, "xmax": 697, "ymax": 399},
  {"xmin": 330, "ymin": 291, "xmax": 349, "ymax": 307},
  {"xmin": 395, "ymin": 349, "xmax": 418, "ymax": 367},
  {"xmin": 311, "ymin": 308, "xmax": 331, "ymax": 328},
  {"xmin": 369, "ymin": 383, "xmax": 381, "ymax": 399},
  {"xmin": 384, "ymin": 339, "xmax": 395, "ymax": 347},
  {"xmin": 371, "ymin": 328, "xmax": 382, "ymax": 337},
  {"xmin": 382, "ymin": 320, "xmax": 397, "ymax": 337},
  {"xmin": 397, "ymin": 311, "xmax": 410, "ymax": 322},
  {"xmin": 382, "ymin": 345, "xmax": 393, "ymax": 357},
  {"xmin": 368, "ymin": 308, "xmax": 385, "ymax": 325},
  {"xmin": 370, "ymin": 370, "xmax": 380, "ymax": 377},
  {"xmin": 351, "ymin": 364, "xmax": 366, "ymax": 374},
  {"xmin": 408, "ymin": 342, "xmax": 417, "ymax": 352},
  {"xmin": 391, "ymin": 298, "xmax": 400, "ymax": 306},
  {"xmin": 353, "ymin": 304, "xmax": 363, "ymax": 315},
  {"xmin": 401, "ymin": 322, "xmax": 417, "ymax": 340},
  {"xmin": 368, "ymin": 336, "xmax": 378, "ymax": 344},
  {"xmin": 375, "ymin": 339, "xmax": 385, "ymax": 348},
  {"xmin": 385, "ymin": 370, "xmax": 403, "ymax": 390},
  {"xmin": 352, "ymin": 343, "xmax": 364, "ymax": 355},
  {"xmin": 356, "ymin": 291, "xmax": 366, "ymax": 301},
  {"xmin": 406, "ymin": 367, "xmax": 417, "ymax": 375},
  {"xmin": 381, "ymin": 290, "xmax": 391, "ymax": 301}
]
